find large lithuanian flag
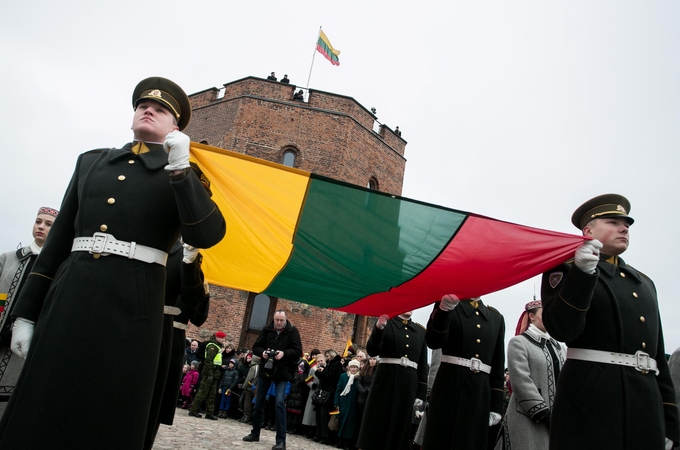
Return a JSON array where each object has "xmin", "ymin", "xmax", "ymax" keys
[{"xmin": 191, "ymin": 142, "xmax": 584, "ymax": 317}]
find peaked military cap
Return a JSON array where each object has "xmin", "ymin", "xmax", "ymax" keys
[
  {"xmin": 132, "ymin": 77, "xmax": 191, "ymax": 131},
  {"xmin": 571, "ymin": 193, "xmax": 634, "ymax": 229}
]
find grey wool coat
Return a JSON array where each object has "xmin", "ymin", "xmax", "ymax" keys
[
  {"xmin": 0, "ymin": 143, "xmax": 225, "ymax": 450},
  {"xmin": 0, "ymin": 245, "xmax": 38, "ymax": 418},
  {"xmin": 495, "ymin": 326, "xmax": 565, "ymax": 450}
]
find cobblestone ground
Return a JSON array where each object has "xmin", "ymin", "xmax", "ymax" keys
[{"xmin": 153, "ymin": 408, "xmax": 330, "ymax": 450}]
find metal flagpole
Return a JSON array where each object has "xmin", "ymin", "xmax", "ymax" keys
[{"xmin": 306, "ymin": 26, "xmax": 322, "ymax": 89}]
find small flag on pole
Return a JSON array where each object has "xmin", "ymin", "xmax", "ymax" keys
[
  {"xmin": 342, "ymin": 338, "xmax": 353, "ymax": 357},
  {"xmin": 316, "ymin": 30, "xmax": 340, "ymax": 66}
]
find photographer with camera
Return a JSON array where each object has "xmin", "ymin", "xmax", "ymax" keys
[{"xmin": 243, "ymin": 310, "xmax": 302, "ymax": 450}]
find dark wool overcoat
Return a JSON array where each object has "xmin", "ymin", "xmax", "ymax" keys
[
  {"xmin": 542, "ymin": 257, "xmax": 680, "ymax": 450},
  {"xmin": 0, "ymin": 143, "xmax": 225, "ymax": 449},
  {"xmin": 144, "ymin": 242, "xmax": 208, "ymax": 449},
  {"xmin": 423, "ymin": 300, "xmax": 506, "ymax": 450},
  {"xmin": 357, "ymin": 317, "xmax": 428, "ymax": 450},
  {"xmin": 156, "ymin": 267, "xmax": 209, "ymax": 425}
]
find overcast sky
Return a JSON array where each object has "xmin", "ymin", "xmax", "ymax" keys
[{"xmin": 2, "ymin": 1, "xmax": 679, "ymax": 354}]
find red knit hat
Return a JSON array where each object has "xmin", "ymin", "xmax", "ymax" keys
[{"xmin": 215, "ymin": 331, "xmax": 226, "ymax": 338}]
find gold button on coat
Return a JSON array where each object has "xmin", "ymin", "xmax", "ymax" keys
[
  {"xmin": 475, "ymin": 354, "xmax": 479, "ymax": 358},
  {"xmin": 475, "ymin": 311, "xmax": 479, "ymax": 316},
  {"xmin": 406, "ymin": 335, "xmax": 409, "ymax": 338},
  {"xmin": 640, "ymin": 316, "xmax": 645, "ymax": 322},
  {"xmin": 107, "ymin": 198, "xmax": 115, "ymax": 204},
  {"xmin": 642, "ymin": 342, "xmax": 646, "ymax": 349},
  {"xmin": 93, "ymin": 254, "xmax": 100, "ymax": 259},
  {"xmin": 632, "ymin": 292, "xmax": 638, "ymax": 298},
  {"xmin": 128, "ymin": 160, "xmax": 135, "ymax": 164},
  {"xmin": 406, "ymin": 344, "xmax": 410, "ymax": 348},
  {"xmin": 476, "ymin": 324, "xmax": 481, "ymax": 329},
  {"xmin": 476, "ymin": 339, "xmax": 481, "ymax": 343},
  {"xmin": 118, "ymin": 175, "xmax": 126, "ymax": 181},
  {"xmin": 100, "ymin": 224, "xmax": 108, "ymax": 232},
  {"xmin": 620, "ymin": 272, "xmax": 626, "ymax": 277}
]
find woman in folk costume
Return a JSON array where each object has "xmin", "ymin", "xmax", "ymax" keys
[
  {"xmin": 0, "ymin": 206, "xmax": 58, "ymax": 418},
  {"xmin": 495, "ymin": 299, "xmax": 565, "ymax": 450}
]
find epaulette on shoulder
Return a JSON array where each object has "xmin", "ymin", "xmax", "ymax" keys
[
  {"xmin": 628, "ymin": 265, "xmax": 651, "ymax": 281},
  {"xmin": 83, "ymin": 148, "xmax": 108, "ymax": 155},
  {"xmin": 415, "ymin": 322, "xmax": 425, "ymax": 330},
  {"xmin": 487, "ymin": 306, "xmax": 501, "ymax": 315},
  {"xmin": 565, "ymin": 258, "xmax": 574, "ymax": 265}
]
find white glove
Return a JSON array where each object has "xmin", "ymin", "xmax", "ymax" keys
[
  {"xmin": 413, "ymin": 398, "xmax": 424, "ymax": 408},
  {"xmin": 574, "ymin": 239, "xmax": 603, "ymax": 274},
  {"xmin": 376, "ymin": 314, "xmax": 389, "ymax": 330},
  {"xmin": 489, "ymin": 412, "xmax": 502, "ymax": 426},
  {"xmin": 183, "ymin": 243, "xmax": 199, "ymax": 263},
  {"xmin": 163, "ymin": 130, "xmax": 191, "ymax": 171},
  {"xmin": 11, "ymin": 317, "xmax": 35, "ymax": 359},
  {"xmin": 665, "ymin": 438, "xmax": 674, "ymax": 450},
  {"xmin": 440, "ymin": 294, "xmax": 460, "ymax": 311}
]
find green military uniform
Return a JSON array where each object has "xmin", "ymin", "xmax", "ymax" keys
[{"xmin": 189, "ymin": 336, "xmax": 222, "ymax": 418}]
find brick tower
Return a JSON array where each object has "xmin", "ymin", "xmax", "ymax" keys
[{"xmin": 183, "ymin": 76, "xmax": 407, "ymax": 354}]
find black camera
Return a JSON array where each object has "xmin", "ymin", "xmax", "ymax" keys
[{"xmin": 264, "ymin": 349, "xmax": 278, "ymax": 370}]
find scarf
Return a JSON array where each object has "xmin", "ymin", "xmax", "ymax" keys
[
  {"xmin": 29, "ymin": 240, "xmax": 42, "ymax": 256},
  {"xmin": 339, "ymin": 372, "xmax": 358, "ymax": 396},
  {"xmin": 526, "ymin": 323, "xmax": 551, "ymax": 340}
]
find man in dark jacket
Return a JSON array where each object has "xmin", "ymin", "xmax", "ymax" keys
[
  {"xmin": 185, "ymin": 340, "xmax": 200, "ymax": 365},
  {"xmin": 0, "ymin": 76, "xmax": 226, "ymax": 450},
  {"xmin": 542, "ymin": 194, "xmax": 680, "ymax": 450},
  {"xmin": 243, "ymin": 310, "xmax": 303, "ymax": 450}
]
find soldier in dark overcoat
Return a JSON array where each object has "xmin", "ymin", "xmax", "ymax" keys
[
  {"xmin": 356, "ymin": 311, "xmax": 428, "ymax": 450},
  {"xmin": 143, "ymin": 239, "xmax": 210, "ymax": 449},
  {"xmin": 542, "ymin": 194, "xmax": 679, "ymax": 450},
  {"xmin": 422, "ymin": 296, "xmax": 505, "ymax": 449},
  {"xmin": 0, "ymin": 77, "xmax": 226, "ymax": 449}
]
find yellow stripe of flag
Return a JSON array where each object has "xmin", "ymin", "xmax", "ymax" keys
[
  {"xmin": 319, "ymin": 30, "xmax": 340, "ymax": 57},
  {"xmin": 190, "ymin": 143, "xmax": 311, "ymax": 291}
]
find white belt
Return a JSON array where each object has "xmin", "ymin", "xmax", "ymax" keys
[
  {"xmin": 380, "ymin": 357, "xmax": 418, "ymax": 369},
  {"xmin": 173, "ymin": 321, "xmax": 187, "ymax": 330},
  {"xmin": 164, "ymin": 306, "xmax": 181, "ymax": 316},
  {"xmin": 72, "ymin": 233, "xmax": 168, "ymax": 266},
  {"xmin": 567, "ymin": 348, "xmax": 658, "ymax": 375},
  {"xmin": 441, "ymin": 355, "xmax": 492, "ymax": 374}
]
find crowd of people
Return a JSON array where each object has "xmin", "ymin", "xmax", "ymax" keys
[{"xmin": 177, "ymin": 332, "xmax": 382, "ymax": 450}]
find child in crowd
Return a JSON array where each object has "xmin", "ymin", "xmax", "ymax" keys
[
  {"xmin": 180, "ymin": 361, "xmax": 200, "ymax": 409},
  {"xmin": 219, "ymin": 359, "xmax": 239, "ymax": 418}
]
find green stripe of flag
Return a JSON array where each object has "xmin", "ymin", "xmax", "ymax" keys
[{"xmin": 263, "ymin": 175, "xmax": 466, "ymax": 307}]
